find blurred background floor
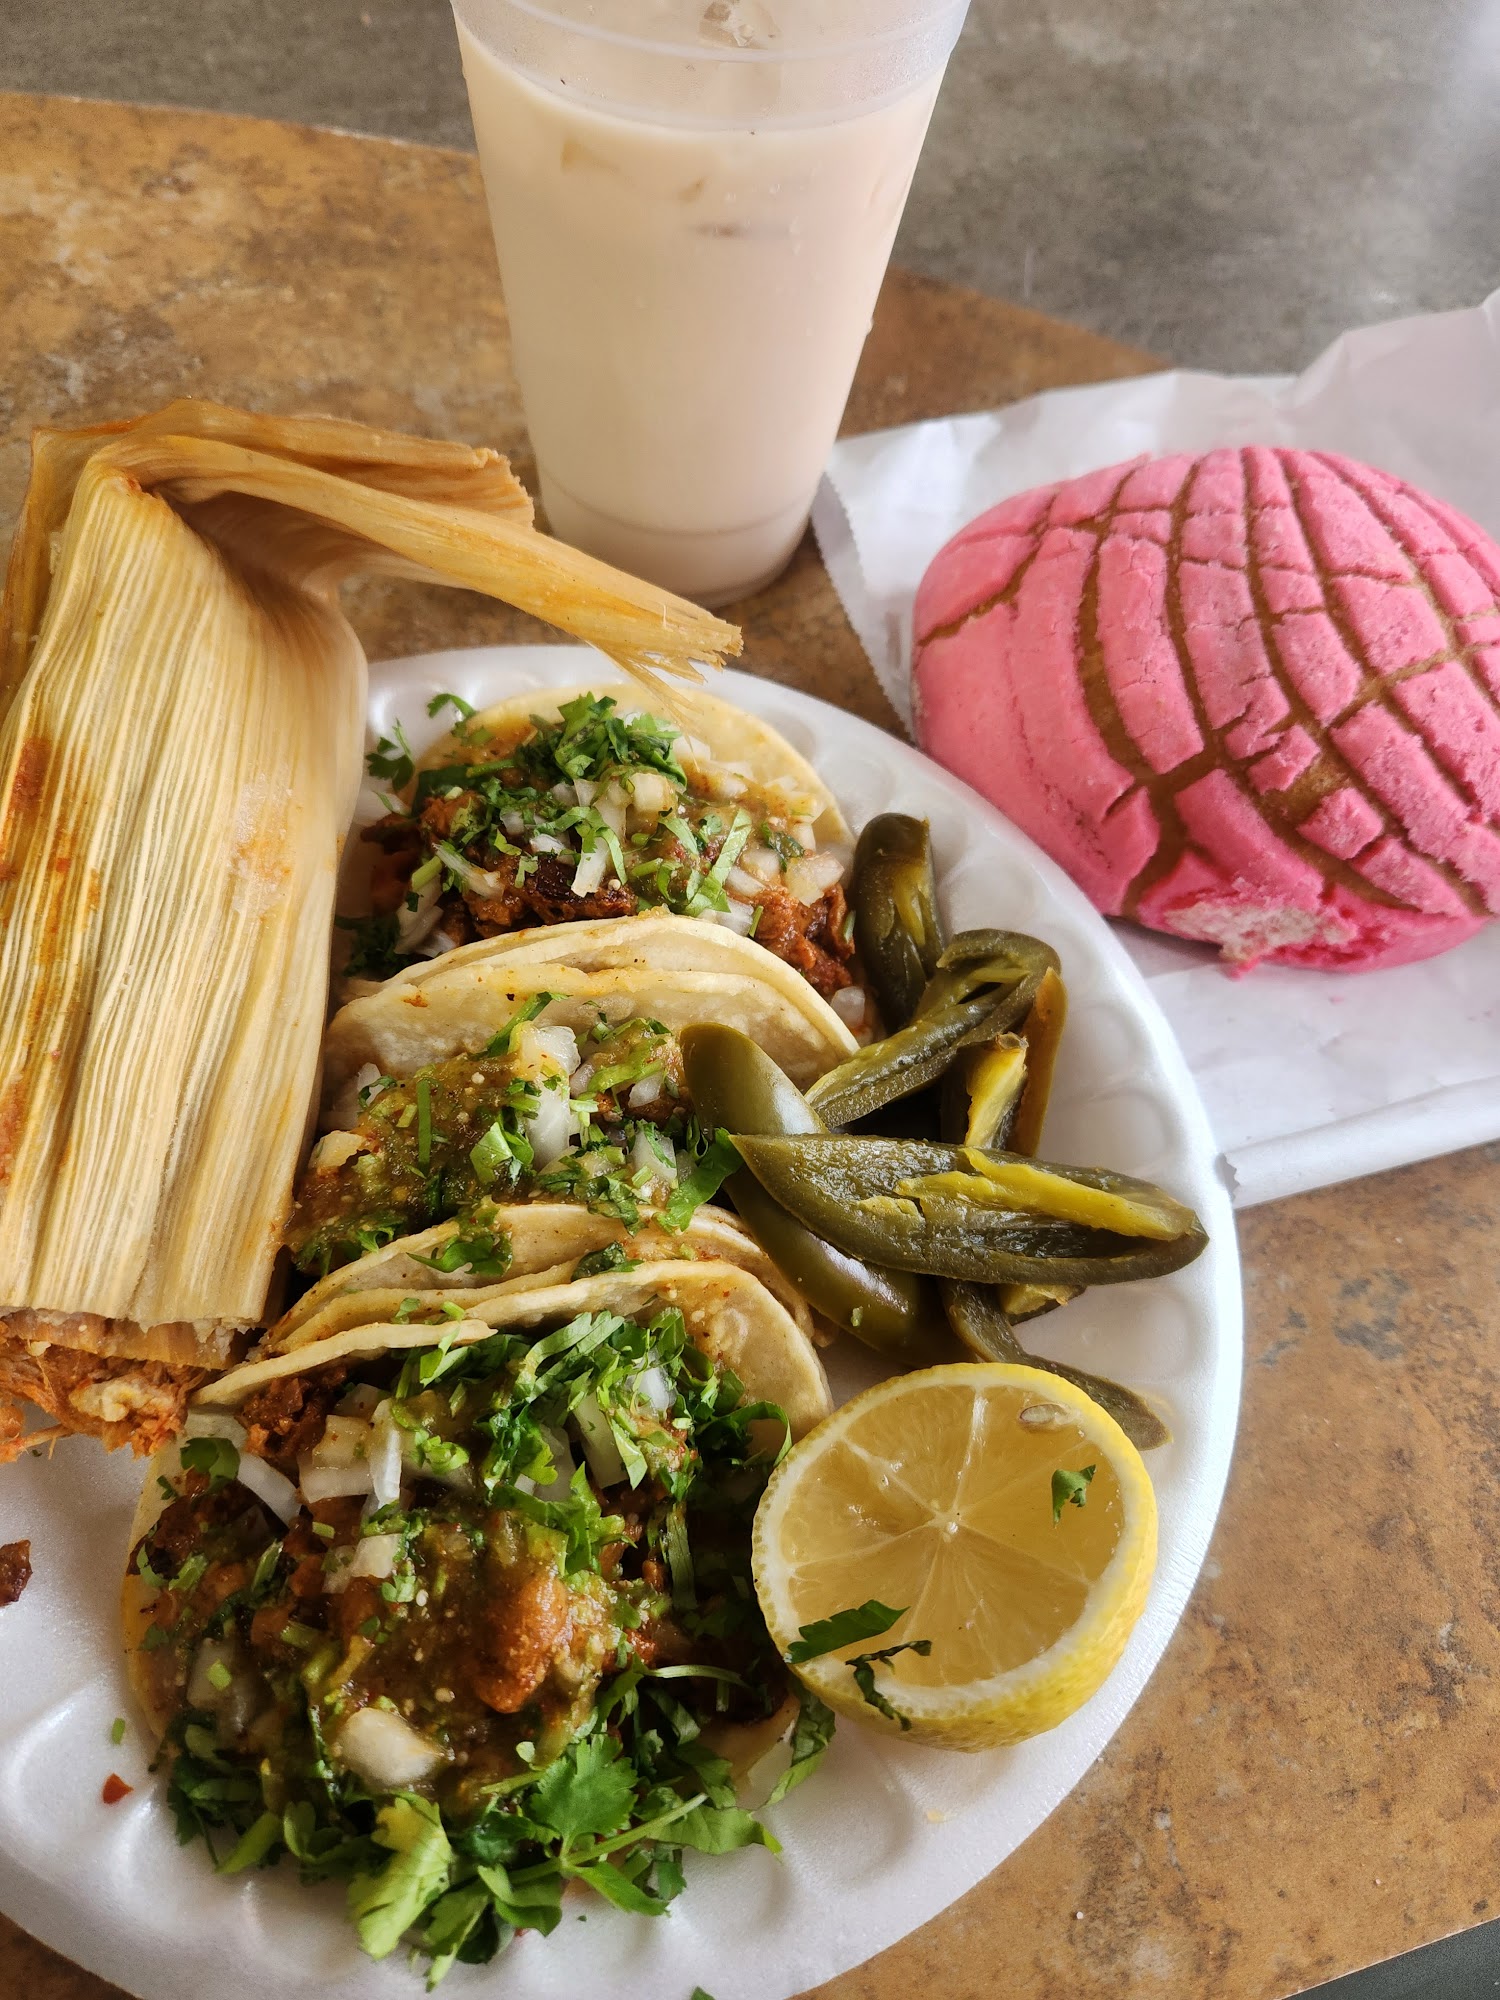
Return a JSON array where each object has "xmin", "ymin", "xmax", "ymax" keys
[{"xmin": 4, "ymin": 0, "xmax": 1496, "ymax": 373}]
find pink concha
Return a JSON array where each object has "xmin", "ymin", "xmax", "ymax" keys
[{"xmin": 911, "ymin": 446, "xmax": 1500, "ymax": 972}]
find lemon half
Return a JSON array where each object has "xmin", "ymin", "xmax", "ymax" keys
[{"xmin": 752, "ymin": 1363, "xmax": 1158, "ymax": 1750}]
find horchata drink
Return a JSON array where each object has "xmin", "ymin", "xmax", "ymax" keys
[{"xmin": 453, "ymin": 0, "xmax": 969, "ymax": 605}]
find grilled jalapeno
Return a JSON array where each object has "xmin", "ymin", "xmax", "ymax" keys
[
  {"xmin": 851, "ymin": 813, "xmax": 944, "ymax": 1029},
  {"xmin": 679, "ymin": 1023, "xmax": 948, "ymax": 1362},
  {"xmin": 999, "ymin": 1278, "xmax": 1081, "ymax": 1324},
  {"xmin": 939, "ymin": 1279, "xmax": 1170, "ymax": 1450},
  {"xmin": 807, "ymin": 930, "xmax": 1060, "ymax": 1130},
  {"xmin": 729, "ymin": 1135, "xmax": 1209, "ymax": 1287},
  {"xmin": 1007, "ymin": 966, "xmax": 1067, "ymax": 1160},
  {"xmin": 940, "ymin": 1033, "xmax": 1027, "ymax": 1148}
]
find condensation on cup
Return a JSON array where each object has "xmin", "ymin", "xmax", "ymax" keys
[{"xmin": 453, "ymin": 0, "xmax": 971, "ymax": 607}]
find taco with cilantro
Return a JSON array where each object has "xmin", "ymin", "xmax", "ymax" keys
[
  {"xmin": 271, "ymin": 1196, "xmax": 817, "ymax": 1358},
  {"xmin": 284, "ymin": 924, "xmax": 852, "ymax": 1334},
  {"xmin": 123, "ymin": 1263, "xmax": 833, "ymax": 1981},
  {"xmin": 344, "ymin": 684, "xmax": 868, "ymax": 1028}
]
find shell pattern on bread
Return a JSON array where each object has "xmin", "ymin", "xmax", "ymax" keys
[{"xmin": 912, "ymin": 447, "xmax": 1500, "ymax": 971}]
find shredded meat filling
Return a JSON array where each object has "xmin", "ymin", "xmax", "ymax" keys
[
  {"xmin": 235, "ymin": 1365, "xmax": 350, "ymax": 1477},
  {"xmin": 752, "ymin": 881, "xmax": 856, "ymax": 998},
  {"xmin": 364, "ymin": 806, "xmax": 856, "ymax": 997},
  {"xmin": 0, "ymin": 1338, "xmax": 205, "ymax": 1463}
]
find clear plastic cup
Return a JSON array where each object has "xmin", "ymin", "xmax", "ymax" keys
[{"xmin": 452, "ymin": 0, "xmax": 970, "ymax": 605}]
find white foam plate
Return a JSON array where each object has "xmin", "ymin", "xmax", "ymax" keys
[{"xmin": 0, "ymin": 647, "xmax": 1242, "ymax": 2000}]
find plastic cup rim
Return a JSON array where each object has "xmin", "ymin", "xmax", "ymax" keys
[{"xmin": 454, "ymin": 0, "xmax": 970, "ymax": 67}]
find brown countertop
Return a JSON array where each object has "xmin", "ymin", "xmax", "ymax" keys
[{"xmin": 1, "ymin": 89, "xmax": 1495, "ymax": 2000}]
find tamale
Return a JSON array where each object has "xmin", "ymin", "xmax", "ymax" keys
[{"xmin": 0, "ymin": 400, "xmax": 738, "ymax": 1457}]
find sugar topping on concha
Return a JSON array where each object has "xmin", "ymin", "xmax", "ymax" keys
[{"xmin": 911, "ymin": 447, "xmax": 1500, "ymax": 972}]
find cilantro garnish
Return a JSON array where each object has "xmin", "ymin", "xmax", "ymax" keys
[
  {"xmin": 351, "ymin": 1796, "xmax": 453, "ymax": 1960},
  {"xmin": 427, "ymin": 691, "xmax": 476, "ymax": 723},
  {"xmin": 768, "ymin": 1686, "xmax": 836, "ymax": 1803},
  {"xmin": 110, "ymin": 1716, "xmax": 127, "ymax": 1746},
  {"xmin": 660, "ymin": 1128, "xmax": 739, "ymax": 1231},
  {"xmin": 335, "ymin": 912, "xmax": 413, "ymax": 982},
  {"xmin": 848, "ymin": 1639, "xmax": 933, "ymax": 1731},
  {"xmin": 785, "ymin": 1598, "xmax": 905, "ymax": 1664},
  {"xmin": 545, "ymin": 693, "xmax": 686, "ymax": 791},
  {"xmin": 759, "ymin": 823, "xmax": 804, "ymax": 864},
  {"xmin": 410, "ymin": 1215, "xmax": 513, "ymax": 1280},
  {"xmin": 179, "ymin": 1435, "xmax": 239, "ymax": 1492},
  {"xmin": 481, "ymin": 992, "xmax": 558, "ymax": 1058},
  {"xmin": 571, "ymin": 1242, "xmax": 638, "ymax": 1280},
  {"xmin": 1051, "ymin": 1464, "xmax": 1096, "ymax": 1522},
  {"xmin": 366, "ymin": 720, "xmax": 416, "ymax": 791},
  {"xmin": 152, "ymin": 1298, "xmax": 801, "ymax": 1987}
]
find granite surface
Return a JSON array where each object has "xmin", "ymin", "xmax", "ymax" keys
[
  {"xmin": 1, "ymin": 92, "xmax": 1496, "ymax": 2000},
  {"xmin": 5, "ymin": 0, "xmax": 1499, "ymax": 373}
]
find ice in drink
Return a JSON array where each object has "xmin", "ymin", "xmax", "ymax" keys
[{"xmin": 456, "ymin": 4, "xmax": 951, "ymax": 603}]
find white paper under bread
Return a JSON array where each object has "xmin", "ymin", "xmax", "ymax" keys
[
  {"xmin": 0, "ymin": 649, "xmax": 1240, "ymax": 2000},
  {"xmin": 812, "ymin": 290, "xmax": 1500, "ymax": 1207}
]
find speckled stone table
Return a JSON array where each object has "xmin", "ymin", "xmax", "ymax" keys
[{"xmin": 2, "ymin": 90, "xmax": 1496, "ymax": 2000}]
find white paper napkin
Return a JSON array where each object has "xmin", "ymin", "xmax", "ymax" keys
[{"xmin": 811, "ymin": 292, "xmax": 1500, "ymax": 1206}]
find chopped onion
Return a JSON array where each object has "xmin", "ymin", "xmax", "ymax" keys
[
  {"xmin": 627, "ymin": 1074, "xmax": 663, "ymax": 1110},
  {"xmin": 351, "ymin": 1062, "xmax": 383, "ymax": 1102},
  {"xmin": 739, "ymin": 844, "xmax": 782, "ymax": 883},
  {"xmin": 596, "ymin": 783, "xmax": 629, "ymax": 838},
  {"xmin": 725, "ymin": 866, "xmax": 766, "ymax": 900},
  {"xmin": 396, "ymin": 874, "xmax": 442, "ymax": 950},
  {"xmin": 335, "ymin": 1707, "xmax": 444, "ymax": 1788},
  {"xmin": 530, "ymin": 830, "xmax": 565, "ymax": 855},
  {"xmin": 182, "ymin": 1410, "xmax": 246, "ymax": 1446},
  {"xmin": 628, "ymin": 770, "xmax": 675, "ymax": 818},
  {"xmin": 299, "ymin": 1460, "xmax": 375, "ymax": 1505},
  {"xmin": 572, "ymin": 845, "xmax": 608, "ymax": 897},
  {"xmin": 525, "ymin": 1081, "xmax": 572, "ymax": 1168},
  {"xmin": 368, "ymin": 1402, "xmax": 404, "ymax": 1509},
  {"xmin": 631, "ymin": 1127, "xmax": 678, "ymax": 1188},
  {"xmin": 832, "ymin": 985, "xmax": 868, "ymax": 1029},
  {"xmin": 187, "ymin": 1637, "xmax": 236, "ymax": 1707},
  {"xmin": 705, "ymin": 899, "xmax": 757, "ymax": 935},
  {"xmin": 572, "ymin": 1395, "xmax": 625, "ymax": 1488},
  {"xmin": 187, "ymin": 1638, "xmax": 258, "ymax": 1737},
  {"xmin": 516, "ymin": 1424, "xmax": 576, "ymax": 1500},
  {"xmin": 533, "ymin": 1024, "xmax": 579, "ymax": 1076},
  {"xmin": 570, "ymin": 777, "xmax": 595, "ymax": 806},
  {"xmin": 337, "ymin": 1383, "xmax": 385, "ymax": 1419},
  {"xmin": 324, "ymin": 1532, "xmax": 400, "ymax": 1594},
  {"xmin": 307, "ymin": 1130, "xmax": 366, "ymax": 1175},
  {"xmin": 435, "ymin": 842, "xmax": 508, "ymax": 900},
  {"xmin": 235, "ymin": 1452, "xmax": 300, "ymax": 1524},
  {"xmin": 703, "ymin": 767, "xmax": 747, "ymax": 801},
  {"xmin": 501, "ymin": 810, "xmax": 525, "ymax": 838},
  {"xmin": 310, "ymin": 1414, "xmax": 372, "ymax": 1469},
  {"xmin": 569, "ymin": 1061, "xmax": 595, "ymax": 1096},
  {"xmin": 416, "ymin": 927, "xmax": 463, "ymax": 960},
  {"xmin": 629, "ymin": 1365, "xmax": 674, "ymax": 1416},
  {"xmin": 785, "ymin": 852, "xmax": 844, "ymax": 905}
]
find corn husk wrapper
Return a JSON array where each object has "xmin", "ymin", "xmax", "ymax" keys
[{"xmin": 0, "ymin": 400, "xmax": 738, "ymax": 1457}]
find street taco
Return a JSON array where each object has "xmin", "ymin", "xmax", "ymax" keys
[
  {"xmin": 291, "ymin": 920, "xmax": 855, "ymax": 1310},
  {"xmin": 270, "ymin": 1199, "xmax": 816, "ymax": 1355},
  {"xmin": 123, "ymin": 1264, "xmax": 832, "ymax": 1981},
  {"xmin": 342, "ymin": 684, "xmax": 868, "ymax": 1022},
  {"xmin": 321, "ymin": 912, "xmax": 856, "ymax": 1123}
]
